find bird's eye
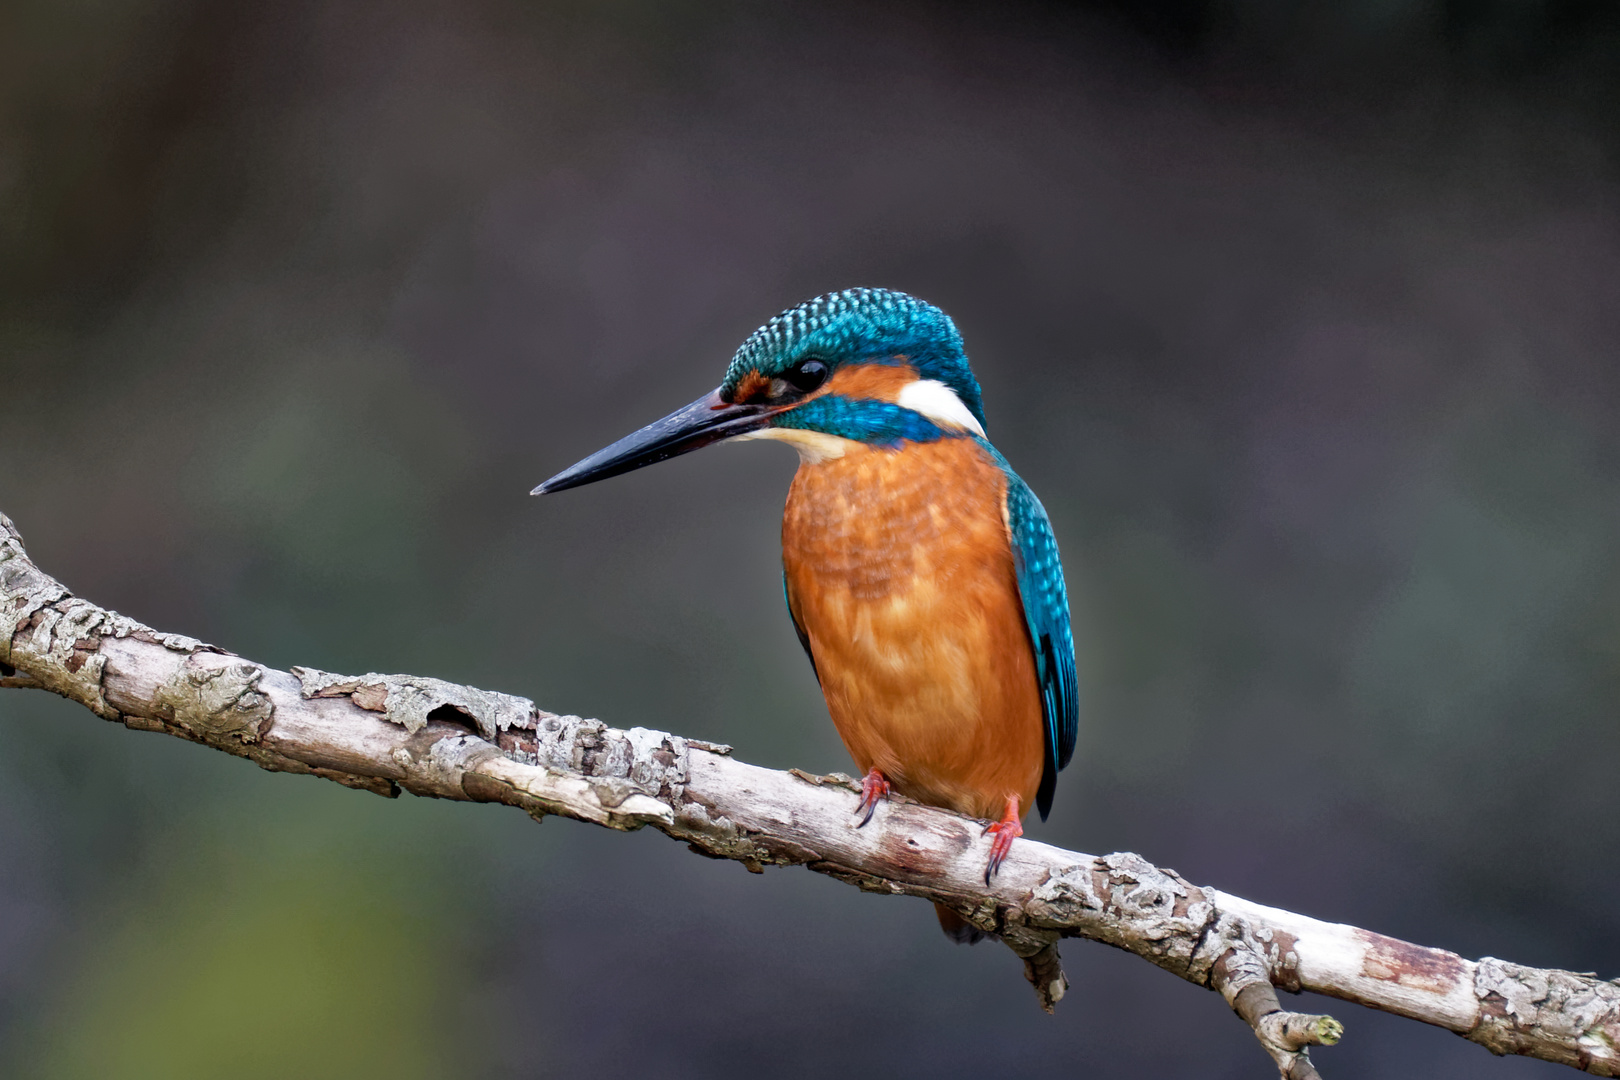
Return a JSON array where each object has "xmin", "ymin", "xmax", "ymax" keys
[{"xmin": 784, "ymin": 358, "xmax": 829, "ymax": 394}]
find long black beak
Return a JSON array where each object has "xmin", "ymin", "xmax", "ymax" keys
[{"xmin": 532, "ymin": 388, "xmax": 773, "ymax": 495}]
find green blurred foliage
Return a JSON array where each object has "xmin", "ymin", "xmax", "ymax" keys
[{"xmin": 21, "ymin": 835, "xmax": 457, "ymax": 1080}]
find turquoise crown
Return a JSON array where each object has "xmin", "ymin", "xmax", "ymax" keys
[{"xmin": 721, "ymin": 288, "xmax": 987, "ymax": 429}]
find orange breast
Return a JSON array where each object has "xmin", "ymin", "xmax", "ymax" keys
[{"xmin": 781, "ymin": 437, "xmax": 1045, "ymax": 821}]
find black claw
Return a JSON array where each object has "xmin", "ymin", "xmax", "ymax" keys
[{"xmin": 856, "ymin": 800, "xmax": 878, "ymax": 829}]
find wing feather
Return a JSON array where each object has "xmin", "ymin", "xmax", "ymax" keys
[{"xmin": 989, "ymin": 446, "xmax": 1078, "ymax": 820}]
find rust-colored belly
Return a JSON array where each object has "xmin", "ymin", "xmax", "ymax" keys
[{"xmin": 781, "ymin": 438, "xmax": 1044, "ymax": 821}]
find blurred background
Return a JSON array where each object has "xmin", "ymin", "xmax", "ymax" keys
[{"xmin": 2, "ymin": 0, "xmax": 1619, "ymax": 1075}]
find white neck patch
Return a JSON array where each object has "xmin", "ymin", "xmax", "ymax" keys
[{"xmin": 895, "ymin": 378, "xmax": 986, "ymax": 436}]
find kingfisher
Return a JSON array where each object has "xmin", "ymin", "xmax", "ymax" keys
[{"xmin": 534, "ymin": 288, "xmax": 1078, "ymax": 943}]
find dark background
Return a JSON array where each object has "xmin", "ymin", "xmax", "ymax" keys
[{"xmin": 3, "ymin": 1, "xmax": 1619, "ymax": 1075}]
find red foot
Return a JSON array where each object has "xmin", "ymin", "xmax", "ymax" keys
[
  {"xmin": 854, "ymin": 768, "xmax": 891, "ymax": 828},
  {"xmin": 983, "ymin": 794, "xmax": 1023, "ymax": 884}
]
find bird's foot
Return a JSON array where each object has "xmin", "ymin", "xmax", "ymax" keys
[
  {"xmin": 854, "ymin": 768, "xmax": 891, "ymax": 828},
  {"xmin": 983, "ymin": 795, "xmax": 1023, "ymax": 884}
]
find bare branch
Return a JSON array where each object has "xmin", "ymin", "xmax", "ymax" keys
[{"xmin": 4, "ymin": 509, "xmax": 1617, "ymax": 1077}]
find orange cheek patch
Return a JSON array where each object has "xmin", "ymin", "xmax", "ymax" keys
[
  {"xmin": 821, "ymin": 362, "xmax": 919, "ymax": 404},
  {"xmin": 730, "ymin": 370, "xmax": 773, "ymax": 403}
]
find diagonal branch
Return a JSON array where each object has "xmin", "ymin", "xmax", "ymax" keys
[{"xmin": 3, "ymin": 508, "xmax": 1617, "ymax": 1077}]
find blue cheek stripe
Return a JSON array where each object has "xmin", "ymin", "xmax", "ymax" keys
[{"xmin": 773, "ymin": 395, "xmax": 952, "ymax": 446}]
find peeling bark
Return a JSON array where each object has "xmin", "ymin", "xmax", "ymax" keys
[{"xmin": 3, "ymin": 509, "xmax": 1617, "ymax": 1077}]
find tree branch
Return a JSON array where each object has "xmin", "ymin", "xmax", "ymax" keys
[{"xmin": 3, "ymin": 508, "xmax": 1616, "ymax": 1076}]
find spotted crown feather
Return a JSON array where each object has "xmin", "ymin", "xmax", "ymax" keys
[{"xmin": 723, "ymin": 288, "xmax": 987, "ymax": 428}]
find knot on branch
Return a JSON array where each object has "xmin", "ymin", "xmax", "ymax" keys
[
  {"xmin": 1194, "ymin": 910, "xmax": 1302, "ymax": 991},
  {"xmin": 1204, "ymin": 913, "xmax": 1340, "ymax": 1080},
  {"xmin": 157, "ymin": 654, "xmax": 273, "ymax": 743}
]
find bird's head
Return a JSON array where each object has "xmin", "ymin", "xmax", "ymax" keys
[{"xmin": 534, "ymin": 288, "xmax": 986, "ymax": 494}]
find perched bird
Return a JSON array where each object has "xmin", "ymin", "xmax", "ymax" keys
[{"xmin": 535, "ymin": 288, "xmax": 1077, "ymax": 943}]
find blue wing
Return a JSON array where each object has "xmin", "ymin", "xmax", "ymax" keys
[{"xmin": 987, "ymin": 444, "xmax": 1078, "ymax": 821}]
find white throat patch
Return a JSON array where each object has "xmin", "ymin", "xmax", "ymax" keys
[
  {"xmin": 730, "ymin": 427, "xmax": 856, "ymax": 464},
  {"xmin": 895, "ymin": 379, "xmax": 986, "ymax": 436}
]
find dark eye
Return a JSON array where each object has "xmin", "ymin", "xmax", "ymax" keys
[{"xmin": 784, "ymin": 358, "xmax": 829, "ymax": 394}]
